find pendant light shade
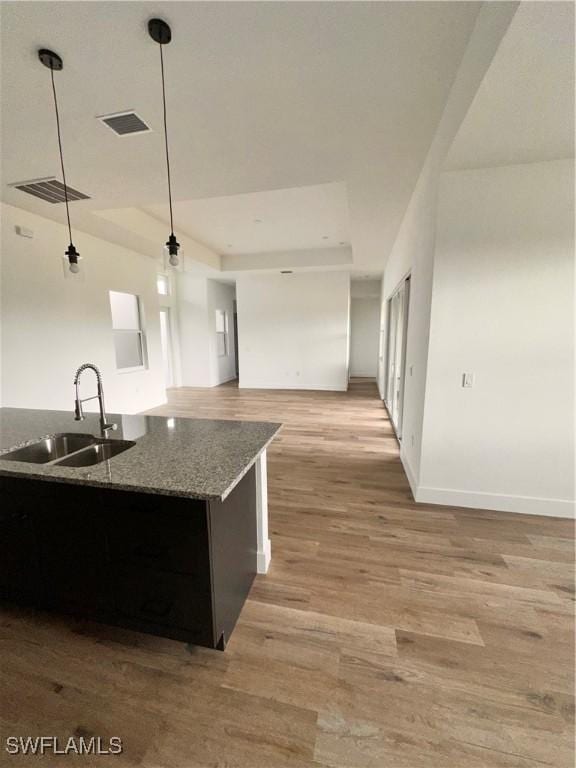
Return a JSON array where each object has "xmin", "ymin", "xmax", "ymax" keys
[
  {"xmin": 39, "ymin": 48, "xmax": 81, "ymax": 275},
  {"xmin": 149, "ymin": 18, "xmax": 180, "ymax": 268}
]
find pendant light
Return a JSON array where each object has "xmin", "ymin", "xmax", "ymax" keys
[
  {"xmin": 148, "ymin": 18, "xmax": 180, "ymax": 268},
  {"xmin": 38, "ymin": 48, "xmax": 80, "ymax": 274}
]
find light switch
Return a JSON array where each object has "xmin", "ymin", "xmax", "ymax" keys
[{"xmin": 462, "ymin": 372, "xmax": 474, "ymax": 388}]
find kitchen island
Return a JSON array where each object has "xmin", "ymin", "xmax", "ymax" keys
[{"xmin": 0, "ymin": 408, "xmax": 281, "ymax": 650}]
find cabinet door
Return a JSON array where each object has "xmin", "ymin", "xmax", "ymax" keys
[
  {"xmin": 105, "ymin": 490, "xmax": 214, "ymax": 645},
  {"xmin": 0, "ymin": 481, "xmax": 40, "ymax": 603},
  {"xmin": 114, "ymin": 567, "xmax": 213, "ymax": 646},
  {"xmin": 209, "ymin": 466, "xmax": 257, "ymax": 648},
  {"xmin": 34, "ymin": 485, "xmax": 112, "ymax": 616},
  {"xmin": 108, "ymin": 492, "xmax": 209, "ymax": 576}
]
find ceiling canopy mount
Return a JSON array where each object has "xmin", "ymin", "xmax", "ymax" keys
[
  {"xmin": 148, "ymin": 18, "xmax": 172, "ymax": 46},
  {"xmin": 38, "ymin": 49, "xmax": 63, "ymax": 71}
]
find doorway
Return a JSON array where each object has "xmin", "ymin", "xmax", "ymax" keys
[
  {"xmin": 159, "ymin": 308, "xmax": 174, "ymax": 388},
  {"xmin": 385, "ymin": 275, "xmax": 410, "ymax": 438}
]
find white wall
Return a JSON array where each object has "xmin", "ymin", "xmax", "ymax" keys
[
  {"xmin": 0, "ymin": 203, "xmax": 166, "ymax": 414},
  {"xmin": 350, "ymin": 297, "xmax": 380, "ymax": 377},
  {"xmin": 207, "ymin": 280, "xmax": 237, "ymax": 386},
  {"xmin": 176, "ymin": 275, "xmax": 237, "ymax": 387},
  {"xmin": 222, "ymin": 246, "xmax": 352, "ymax": 273},
  {"xmin": 378, "ymin": 4, "xmax": 575, "ymax": 518},
  {"xmin": 176, "ymin": 274, "xmax": 212, "ymax": 388},
  {"xmin": 236, "ymin": 271, "xmax": 350, "ymax": 391},
  {"xmin": 157, "ymin": 271, "xmax": 183, "ymax": 389},
  {"xmin": 378, "ymin": 3, "xmax": 518, "ymax": 489},
  {"xmin": 418, "ymin": 160, "xmax": 574, "ymax": 517},
  {"xmin": 379, "ymin": 161, "xmax": 439, "ymax": 485}
]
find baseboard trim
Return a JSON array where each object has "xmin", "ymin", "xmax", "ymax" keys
[
  {"xmin": 238, "ymin": 382, "xmax": 347, "ymax": 392},
  {"xmin": 400, "ymin": 448, "xmax": 418, "ymax": 501},
  {"xmin": 257, "ymin": 539, "xmax": 271, "ymax": 574},
  {"xmin": 398, "ymin": 447, "xmax": 573, "ymax": 518},
  {"xmin": 415, "ymin": 485, "xmax": 575, "ymax": 519}
]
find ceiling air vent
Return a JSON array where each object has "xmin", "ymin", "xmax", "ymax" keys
[
  {"xmin": 9, "ymin": 177, "xmax": 90, "ymax": 204},
  {"xmin": 98, "ymin": 110, "xmax": 151, "ymax": 136}
]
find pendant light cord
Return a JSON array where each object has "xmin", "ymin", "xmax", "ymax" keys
[
  {"xmin": 49, "ymin": 66, "xmax": 73, "ymax": 246},
  {"xmin": 159, "ymin": 43, "xmax": 175, "ymax": 236}
]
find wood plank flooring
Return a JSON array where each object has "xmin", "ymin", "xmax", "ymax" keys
[{"xmin": 0, "ymin": 380, "xmax": 573, "ymax": 767}]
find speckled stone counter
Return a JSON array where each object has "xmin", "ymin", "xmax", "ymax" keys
[{"xmin": 0, "ymin": 407, "xmax": 281, "ymax": 501}]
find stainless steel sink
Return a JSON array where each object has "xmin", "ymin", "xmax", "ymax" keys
[
  {"xmin": 54, "ymin": 439, "xmax": 135, "ymax": 467},
  {"xmin": 0, "ymin": 433, "xmax": 97, "ymax": 464},
  {"xmin": 0, "ymin": 433, "xmax": 135, "ymax": 468}
]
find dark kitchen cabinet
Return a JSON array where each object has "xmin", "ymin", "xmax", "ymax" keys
[
  {"xmin": 0, "ymin": 479, "xmax": 40, "ymax": 604},
  {"xmin": 108, "ymin": 494, "xmax": 209, "ymax": 576},
  {"xmin": 0, "ymin": 478, "xmax": 112, "ymax": 615},
  {"xmin": 114, "ymin": 566, "xmax": 214, "ymax": 646},
  {"xmin": 106, "ymin": 491, "xmax": 215, "ymax": 645},
  {"xmin": 35, "ymin": 500, "xmax": 113, "ymax": 616},
  {"xmin": 0, "ymin": 468, "xmax": 257, "ymax": 650}
]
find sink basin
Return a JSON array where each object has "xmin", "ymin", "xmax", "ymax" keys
[
  {"xmin": 0, "ymin": 433, "xmax": 135, "ymax": 468},
  {"xmin": 55, "ymin": 439, "xmax": 135, "ymax": 467},
  {"xmin": 0, "ymin": 433, "xmax": 97, "ymax": 464}
]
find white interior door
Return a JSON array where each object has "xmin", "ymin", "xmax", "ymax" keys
[
  {"xmin": 392, "ymin": 290, "xmax": 403, "ymax": 428},
  {"xmin": 385, "ymin": 295, "xmax": 398, "ymax": 407},
  {"xmin": 159, "ymin": 308, "xmax": 173, "ymax": 388},
  {"xmin": 384, "ymin": 276, "xmax": 410, "ymax": 438},
  {"xmin": 397, "ymin": 277, "xmax": 410, "ymax": 436}
]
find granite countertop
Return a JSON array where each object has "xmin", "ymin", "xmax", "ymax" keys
[{"xmin": 0, "ymin": 408, "xmax": 281, "ymax": 501}]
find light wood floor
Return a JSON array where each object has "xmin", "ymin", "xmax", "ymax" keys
[{"xmin": 1, "ymin": 380, "xmax": 573, "ymax": 767}]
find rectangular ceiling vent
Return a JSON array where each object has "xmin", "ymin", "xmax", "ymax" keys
[
  {"xmin": 9, "ymin": 177, "xmax": 90, "ymax": 204},
  {"xmin": 98, "ymin": 110, "xmax": 151, "ymax": 136}
]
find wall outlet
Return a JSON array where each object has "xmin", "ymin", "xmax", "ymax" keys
[{"xmin": 462, "ymin": 372, "xmax": 474, "ymax": 388}]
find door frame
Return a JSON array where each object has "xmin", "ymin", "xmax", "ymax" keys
[
  {"xmin": 384, "ymin": 273, "xmax": 411, "ymax": 440},
  {"xmin": 159, "ymin": 307, "xmax": 174, "ymax": 389}
]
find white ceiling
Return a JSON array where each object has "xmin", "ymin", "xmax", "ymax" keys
[
  {"xmin": 144, "ymin": 182, "xmax": 350, "ymax": 255},
  {"xmin": 0, "ymin": 1, "xmax": 483, "ymax": 270},
  {"xmin": 446, "ymin": 1, "xmax": 574, "ymax": 170}
]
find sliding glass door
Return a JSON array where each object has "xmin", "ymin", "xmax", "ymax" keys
[{"xmin": 385, "ymin": 276, "xmax": 410, "ymax": 438}]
